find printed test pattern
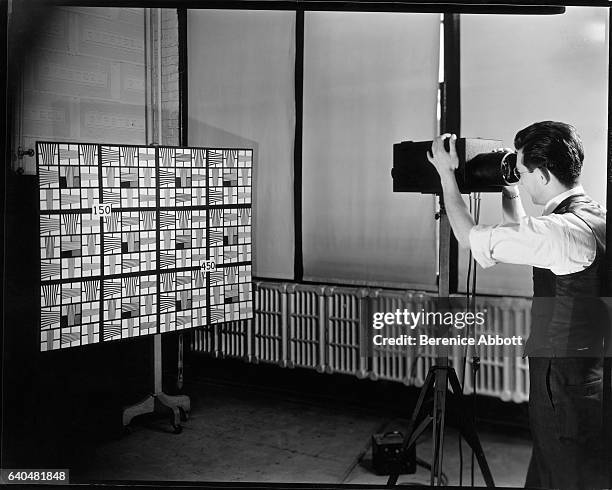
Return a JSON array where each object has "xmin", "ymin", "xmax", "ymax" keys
[{"xmin": 38, "ymin": 142, "xmax": 253, "ymax": 351}]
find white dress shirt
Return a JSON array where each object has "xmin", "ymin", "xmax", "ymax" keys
[{"xmin": 468, "ymin": 185, "xmax": 597, "ymax": 275}]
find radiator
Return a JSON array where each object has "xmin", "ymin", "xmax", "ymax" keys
[
  {"xmin": 286, "ymin": 284, "xmax": 325, "ymax": 371},
  {"xmin": 191, "ymin": 281, "xmax": 532, "ymax": 402},
  {"xmin": 326, "ymin": 286, "xmax": 369, "ymax": 378},
  {"xmin": 252, "ymin": 282, "xmax": 285, "ymax": 365},
  {"xmin": 369, "ymin": 290, "xmax": 439, "ymax": 386}
]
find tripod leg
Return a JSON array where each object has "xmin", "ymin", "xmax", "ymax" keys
[
  {"xmin": 431, "ymin": 398, "xmax": 439, "ymax": 486},
  {"xmin": 431, "ymin": 367, "xmax": 449, "ymax": 486},
  {"xmin": 437, "ymin": 369, "xmax": 449, "ymax": 485},
  {"xmin": 448, "ymin": 369, "xmax": 495, "ymax": 488},
  {"xmin": 407, "ymin": 368, "xmax": 435, "ymax": 437},
  {"xmin": 406, "ymin": 416, "xmax": 433, "ymax": 450},
  {"xmin": 386, "ymin": 369, "xmax": 435, "ymax": 487}
]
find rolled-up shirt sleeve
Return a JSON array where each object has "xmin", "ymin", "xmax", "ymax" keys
[
  {"xmin": 469, "ymin": 225, "xmax": 497, "ymax": 269},
  {"xmin": 467, "ymin": 215, "xmax": 593, "ymax": 273}
]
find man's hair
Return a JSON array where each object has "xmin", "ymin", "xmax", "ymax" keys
[{"xmin": 513, "ymin": 121, "xmax": 584, "ymax": 188}]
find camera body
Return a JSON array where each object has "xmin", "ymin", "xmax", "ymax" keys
[{"xmin": 392, "ymin": 138, "xmax": 518, "ymax": 194}]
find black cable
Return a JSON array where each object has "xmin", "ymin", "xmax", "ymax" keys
[
  {"xmin": 472, "ymin": 194, "xmax": 480, "ymax": 302},
  {"xmin": 459, "ymin": 195, "xmax": 474, "ymax": 487},
  {"xmin": 471, "ymin": 353, "xmax": 478, "ymax": 483},
  {"xmin": 470, "ymin": 192, "xmax": 482, "ymax": 487},
  {"xmin": 416, "ymin": 457, "xmax": 449, "ymax": 486},
  {"xmin": 459, "ymin": 193, "xmax": 481, "ymax": 486}
]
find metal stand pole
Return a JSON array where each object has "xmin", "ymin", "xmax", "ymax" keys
[
  {"xmin": 121, "ymin": 334, "xmax": 191, "ymax": 434},
  {"xmin": 387, "ymin": 202, "xmax": 494, "ymax": 487},
  {"xmin": 177, "ymin": 333, "xmax": 184, "ymax": 390}
]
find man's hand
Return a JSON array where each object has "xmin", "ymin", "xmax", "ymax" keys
[
  {"xmin": 423, "ymin": 133, "xmax": 474, "ymax": 248},
  {"xmin": 426, "ymin": 134, "xmax": 459, "ymax": 177}
]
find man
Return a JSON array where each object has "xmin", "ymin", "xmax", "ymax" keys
[{"xmin": 427, "ymin": 121, "xmax": 607, "ymax": 489}]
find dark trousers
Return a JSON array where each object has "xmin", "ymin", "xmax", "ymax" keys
[{"xmin": 525, "ymin": 357, "xmax": 605, "ymax": 489}]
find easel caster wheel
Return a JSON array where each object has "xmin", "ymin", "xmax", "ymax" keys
[
  {"xmin": 179, "ymin": 407, "xmax": 189, "ymax": 422},
  {"xmin": 172, "ymin": 424, "xmax": 183, "ymax": 434}
]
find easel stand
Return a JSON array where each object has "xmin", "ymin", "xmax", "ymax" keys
[
  {"xmin": 122, "ymin": 334, "xmax": 191, "ymax": 434},
  {"xmin": 387, "ymin": 203, "xmax": 494, "ymax": 487}
]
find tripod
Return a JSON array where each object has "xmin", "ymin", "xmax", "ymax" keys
[{"xmin": 387, "ymin": 202, "xmax": 494, "ymax": 487}]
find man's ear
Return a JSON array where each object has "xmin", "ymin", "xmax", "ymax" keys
[{"xmin": 537, "ymin": 167, "xmax": 551, "ymax": 185}]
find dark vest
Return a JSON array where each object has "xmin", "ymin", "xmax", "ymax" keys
[{"xmin": 526, "ymin": 193, "xmax": 607, "ymax": 357}]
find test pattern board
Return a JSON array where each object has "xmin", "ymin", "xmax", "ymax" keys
[{"xmin": 38, "ymin": 142, "xmax": 253, "ymax": 351}]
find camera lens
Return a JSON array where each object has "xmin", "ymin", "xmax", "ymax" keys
[
  {"xmin": 501, "ymin": 152, "xmax": 519, "ymax": 185},
  {"xmin": 467, "ymin": 151, "xmax": 519, "ymax": 188}
]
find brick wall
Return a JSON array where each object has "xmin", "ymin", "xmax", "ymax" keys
[
  {"xmin": 16, "ymin": 7, "xmax": 147, "ymax": 174},
  {"xmin": 13, "ymin": 7, "xmax": 181, "ymax": 173},
  {"xmin": 160, "ymin": 9, "xmax": 180, "ymax": 146},
  {"xmin": 150, "ymin": 8, "xmax": 180, "ymax": 146}
]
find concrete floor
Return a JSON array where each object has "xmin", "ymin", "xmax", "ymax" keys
[{"xmin": 72, "ymin": 381, "xmax": 532, "ymax": 486}]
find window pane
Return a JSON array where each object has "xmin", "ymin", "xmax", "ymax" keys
[
  {"xmin": 461, "ymin": 7, "xmax": 609, "ymax": 296},
  {"xmin": 188, "ymin": 10, "xmax": 296, "ymax": 280},
  {"xmin": 303, "ymin": 12, "xmax": 440, "ymax": 288}
]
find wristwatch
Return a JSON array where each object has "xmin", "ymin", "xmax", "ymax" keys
[{"xmin": 502, "ymin": 188, "xmax": 520, "ymax": 199}]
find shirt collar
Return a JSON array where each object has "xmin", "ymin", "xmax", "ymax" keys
[{"xmin": 542, "ymin": 185, "xmax": 585, "ymax": 216}]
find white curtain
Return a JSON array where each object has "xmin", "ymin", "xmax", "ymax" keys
[
  {"xmin": 461, "ymin": 7, "xmax": 609, "ymax": 296},
  {"xmin": 302, "ymin": 12, "xmax": 441, "ymax": 288},
  {"xmin": 187, "ymin": 10, "xmax": 296, "ymax": 280}
]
